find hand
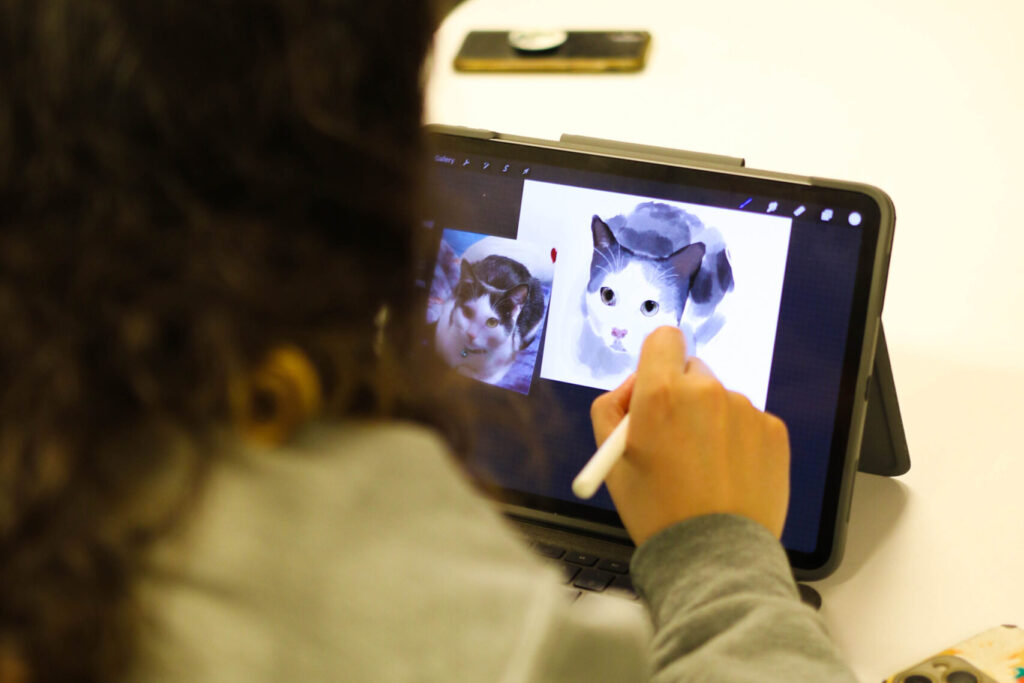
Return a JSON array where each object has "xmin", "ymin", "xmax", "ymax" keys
[{"xmin": 590, "ymin": 326, "xmax": 790, "ymax": 546}]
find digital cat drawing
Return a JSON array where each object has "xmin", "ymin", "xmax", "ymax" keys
[
  {"xmin": 578, "ymin": 213, "xmax": 707, "ymax": 377},
  {"xmin": 435, "ymin": 254, "xmax": 546, "ymax": 383}
]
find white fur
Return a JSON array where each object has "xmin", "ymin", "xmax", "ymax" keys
[
  {"xmin": 583, "ymin": 261, "xmax": 680, "ymax": 358},
  {"xmin": 434, "ymin": 295, "xmax": 519, "ymax": 383}
]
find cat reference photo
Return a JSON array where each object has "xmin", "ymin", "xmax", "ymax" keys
[{"xmin": 434, "ymin": 254, "xmax": 546, "ymax": 385}]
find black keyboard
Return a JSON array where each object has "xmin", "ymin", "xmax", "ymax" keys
[
  {"xmin": 532, "ymin": 541, "xmax": 637, "ymax": 599},
  {"xmin": 529, "ymin": 534, "xmax": 822, "ymax": 610}
]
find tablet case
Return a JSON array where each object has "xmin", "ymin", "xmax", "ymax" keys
[
  {"xmin": 859, "ymin": 325, "xmax": 910, "ymax": 476},
  {"xmin": 553, "ymin": 133, "xmax": 910, "ymax": 477}
]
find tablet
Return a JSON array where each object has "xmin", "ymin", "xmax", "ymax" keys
[{"xmin": 419, "ymin": 125, "xmax": 894, "ymax": 579}]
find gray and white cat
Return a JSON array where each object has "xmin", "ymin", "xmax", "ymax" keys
[
  {"xmin": 578, "ymin": 214, "xmax": 706, "ymax": 377},
  {"xmin": 435, "ymin": 255, "xmax": 545, "ymax": 383}
]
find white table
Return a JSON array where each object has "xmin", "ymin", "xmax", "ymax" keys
[{"xmin": 426, "ymin": 1, "xmax": 1024, "ymax": 679}]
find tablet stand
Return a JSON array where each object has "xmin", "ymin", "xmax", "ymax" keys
[
  {"xmin": 556, "ymin": 133, "xmax": 911, "ymax": 477},
  {"xmin": 858, "ymin": 326, "xmax": 910, "ymax": 476}
]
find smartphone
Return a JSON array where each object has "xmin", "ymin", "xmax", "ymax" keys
[
  {"xmin": 885, "ymin": 625, "xmax": 1024, "ymax": 683},
  {"xmin": 453, "ymin": 30, "xmax": 650, "ymax": 73}
]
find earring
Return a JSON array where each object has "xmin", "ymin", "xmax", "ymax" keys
[{"xmin": 232, "ymin": 345, "xmax": 322, "ymax": 446}]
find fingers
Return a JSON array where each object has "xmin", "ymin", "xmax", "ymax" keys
[
  {"xmin": 634, "ymin": 326, "xmax": 688, "ymax": 388},
  {"xmin": 594, "ymin": 326, "xmax": 794, "ymax": 544},
  {"xmin": 684, "ymin": 355, "xmax": 716, "ymax": 379},
  {"xmin": 592, "ymin": 327, "xmax": 711, "ymax": 447},
  {"xmin": 590, "ymin": 372, "xmax": 636, "ymax": 445}
]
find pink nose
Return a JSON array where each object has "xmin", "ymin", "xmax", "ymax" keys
[{"xmin": 611, "ymin": 328, "xmax": 627, "ymax": 339}]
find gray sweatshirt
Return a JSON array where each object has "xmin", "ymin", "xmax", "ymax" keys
[{"xmin": 133, "ymin": 421, "xmax": 857, "ymax": 682}]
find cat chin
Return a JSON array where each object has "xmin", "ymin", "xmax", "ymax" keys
[
  {"xmin": 577, "ymin": 323, "xmax": 637, "ymax": 380},
  {"xmin": 584, "ymin": 317, "xmax": 630, "ymax": 355},
  {"xmin": 592, "ymin": 326, "xmax": 642, "ymax": 356},
  {"xmin": 457, "ymin": 364, "xmax": 511, "ymax": 384},
  {"xmin": 604, "ymin": 338, "xmax": 631, "ymax": 354}
]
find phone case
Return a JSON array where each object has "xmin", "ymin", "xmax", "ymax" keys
[
  {"xmin": 453, "ymin": 30, "xmax": 650, "ymax": 73},
  {"xmin": 885, "ymin": 625, "xmax": 1024, "ymax": 683}
]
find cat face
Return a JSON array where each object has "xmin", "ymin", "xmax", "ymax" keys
[
  {"xmin": 585, "ymin": 216, "xmax": 705, "ymax": 357},
  {"xmin": 448, "ymin": 259, "xmax": 529, "ymax": 355},
  {"xmin": 584, "ymin": 261, "xmax": 685, "ymax": 356}
]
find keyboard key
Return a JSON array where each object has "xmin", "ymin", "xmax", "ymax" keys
[
  {"xmin": 596, "ymin": 558, "xmax": 629, "ymax": 574},
  {"xmin": 564, "ymin": 551, "xmax": 598, "ymax": 566},
  {"xmin": 573, "ymin": 568, "xmax": 614, "ymax": 592},
  {"xmin": 534, "ymin": 542, "xmax": 565, "ymax": 559},
  {"xmin": 561, "ymin": 563, "xmax": 581, "ymax": 584}
]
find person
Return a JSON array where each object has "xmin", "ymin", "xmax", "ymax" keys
[{"xmin": 0, "ymin": 1, "xmax": 858, "ymax": 681}]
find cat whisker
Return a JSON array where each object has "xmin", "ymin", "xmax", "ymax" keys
[{"xmin": 593, "ymin": 249, "xmax": 614, "ymax": 274}]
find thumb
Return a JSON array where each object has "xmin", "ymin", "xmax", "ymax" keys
[{"xmin": 590, "ymin": 373, "xmax": 636, "ymax": 445}]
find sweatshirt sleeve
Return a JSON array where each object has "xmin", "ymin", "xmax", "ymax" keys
[{"xmin": 630, "ymin": 514, "xmax": 859, "ymax": 683}]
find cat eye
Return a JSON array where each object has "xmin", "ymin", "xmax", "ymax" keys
[
  {"xmin": 600, "ymin": 287, "xmax": 616, "ymax": 305},
  {"xmin": 641, "ymin": 300, "xmax": 659, "ymax": 316},
  {"xmin": 485, "ymin": 317, "xmax": 499, "ymax": 328}
]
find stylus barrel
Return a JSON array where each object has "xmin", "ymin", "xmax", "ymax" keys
[{"xmin": 572, "ymin": 415, "xmax": 630, "ymax": 499}]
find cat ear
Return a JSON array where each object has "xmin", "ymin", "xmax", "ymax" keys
[
  {"xmin": 668, "ymin": 241, "xmax": 706, "ymax": 282},
  {"xmin": 505, "ymin": 283, "xmax": 530, "ymax": 308},
  {"xmin": 591, "ymin": 216, "xmax": 618, "ymax": 250},
  {"xmin": 496, "ymin": 284, "xmax": 529, "ymax": 322},
  {"xmin": 458, "ymin": 257, "xmax": 477, "ymax": 283}
]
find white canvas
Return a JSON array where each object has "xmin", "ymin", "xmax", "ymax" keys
[{"xmin": 515, "ymin": 180, "xmax": 791, "ymax": 410}]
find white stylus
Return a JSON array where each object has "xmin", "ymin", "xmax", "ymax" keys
[{"xmin": 572, "ymin": 414, "xmax": 630, "ymax": 499}]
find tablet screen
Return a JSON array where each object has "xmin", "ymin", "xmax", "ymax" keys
[{"xmin": 419, "ymin": 130, "xmax": 888, "ymax": 572}]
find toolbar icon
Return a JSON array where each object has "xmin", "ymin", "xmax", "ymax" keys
[
  {"xmin": 767, "ymin": 201, "xmax": 778, "ymax": 214},
  {"xmin": 848, "ymin": 212, "xmax": 862, "ymax": 226},
  {"xmin": 794, "ymin": 205, "xmax": 806, "ymax": 217},
  {"xmin": 482, "ymin": 161, "xmax": 490, "ymax": 170},
  {"xmin": 821, "ymin": 208, "xmax": 834, "ymax": 222}
]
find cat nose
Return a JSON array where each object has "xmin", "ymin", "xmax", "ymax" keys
[{"xmin": 611, "ymin": 328, "xmax": 627, "ymax": 339}]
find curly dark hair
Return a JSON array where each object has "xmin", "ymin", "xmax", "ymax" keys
[{"xmin": 0, "ymin": 1, "xmax": 452, "ymax": 680}]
